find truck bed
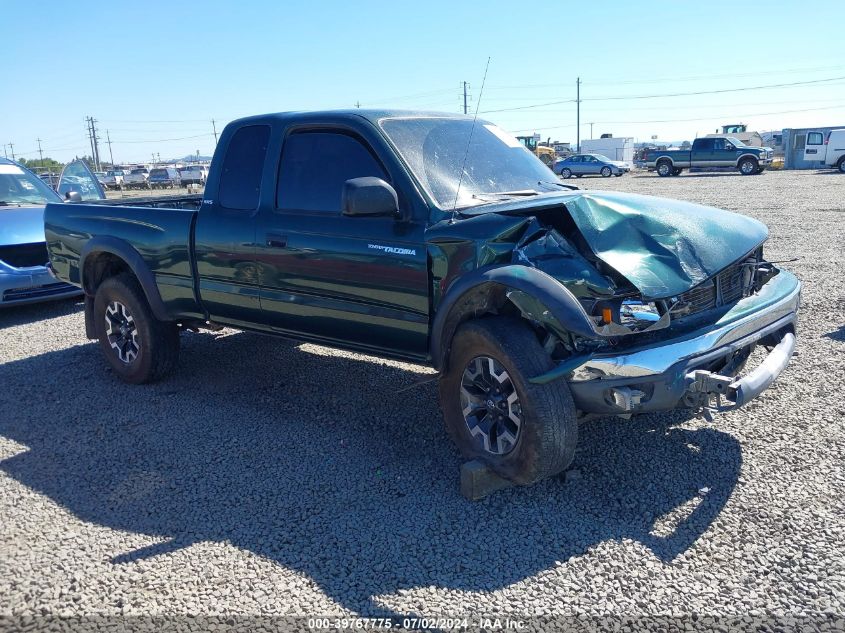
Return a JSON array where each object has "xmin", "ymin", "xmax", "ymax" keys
[{"xmin": 44, "ymin": 197, "xmax": 203, "ymax": 318}]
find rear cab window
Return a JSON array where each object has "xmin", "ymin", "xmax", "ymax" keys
[{"xmin": 218, "ymin": 125, "xmax": 271, "ymax": 210}]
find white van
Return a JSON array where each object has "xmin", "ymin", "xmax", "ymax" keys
[{"xmin": 804, "ymin": 129, "xmax": 845, "ymax": 172}]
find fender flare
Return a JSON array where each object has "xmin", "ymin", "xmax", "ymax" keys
[
  {"xmin": 655, "ymin": 156, "xmax": 674, "ymax": 167},
  {"xmin": 79, "ymin": 236, "xmax": 170, "ymax": 322},
  {"xmin": 736, "ymin": 153, "xmax": 761, "ymax": 166},
  {"xmin": 429, "ymin": 265, "xmax": 599, "ymax": 371}
]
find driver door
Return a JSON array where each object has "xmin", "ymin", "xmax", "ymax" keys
[
  {"xmin": 58, "ymin": 160, "xmax": 106, "ymax": 201},
  {"xmin": 256, "ymin": 128, "xmax": 429, "ymax": 357}
]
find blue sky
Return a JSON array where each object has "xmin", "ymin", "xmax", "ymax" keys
[{"xmin": 2, "ymin": 0, "xmax": 844, "ymax": 164}]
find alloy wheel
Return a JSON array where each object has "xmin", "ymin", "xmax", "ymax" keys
[
  {"xmin": 460, "ymin": 356, "xmax": 522, "ymax": 455},
  {"xmin": 105, "ymin": 300, "xmax": 140, "ymax": 364}
]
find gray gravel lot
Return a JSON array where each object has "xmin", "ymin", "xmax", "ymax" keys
[{"xmin": 1, "ymin": 169, "xmax": 843, "ymax": 627}]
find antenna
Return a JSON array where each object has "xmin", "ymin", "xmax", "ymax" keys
[{"xmin": 451, "ymin": 56, "xmax": 491, "ymax": 221}]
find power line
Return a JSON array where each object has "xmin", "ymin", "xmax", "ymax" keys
[
  {"xmin": 481, "ymin": 75, "xmax": 845, "ymax": 115},
  {"xmin": 507, "ymin": 103, "xmax": 845, "ymax": 134},
  {"xmin": 583, "ymin": 75, "xmax": 845, "ymax": 102}
]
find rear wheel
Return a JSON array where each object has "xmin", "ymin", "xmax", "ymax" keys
[
  {"xmin": 560, "ymin": 168, "xmax": 572, "ymax": 179},
  {"xmin": 656, "ymin": 160, "xmax": 673, "ymax": 177},
  {"xmin": 739, "ymin": 157, "xmax": 758, "ymax": 175},
  {"xmin": 439, "ymin": 317, "xmax": 578, "ymax": 485},
  {"xmin": 672, "ymin": 168, "xmax": 683, "ymax": 176},
  {"xmin": 94, "ymin": 273, "xmax": 180, "ymax": 384},
  {"xmin": 600, "ymin": 166, "xmax": 612, "ymax": 177}
]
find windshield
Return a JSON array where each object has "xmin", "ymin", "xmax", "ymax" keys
[
  {"xmin": 131, "ymin": 169, "xmax": 148, "ymax": 175},
  {"xmin": 379, "ymin": 117, "xmax": 555, "ymax": 210},
  {"xmin": 149, "ymin": 169, "xmax": 167, "ymax": 177},
  {"xmin": 0, "ymin": 163, "xmax": 62, "ymax": 206},
  {"xmin": 727, "ymin": 137, "xmax": 747, "ymax": 147},
  {"xmin": 592, "ymin": 154, "xmax": 613, "ymax": 162}
]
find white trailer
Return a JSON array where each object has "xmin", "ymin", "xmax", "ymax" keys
[{"xmin": 580, "ymin": 137, "xmax": 634, "ymax": 164}]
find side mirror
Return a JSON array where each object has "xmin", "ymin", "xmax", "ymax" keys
[
  {"xmin": 64, "ymin": 191, "xmax": 82, "ymax": 203},
  {"xmin": 342, "ymin": 177, "xmax": 402, "ymax": 219}
]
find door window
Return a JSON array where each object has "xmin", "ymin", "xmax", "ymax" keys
[
  {"xmin": 807, "ymin": 132, "xmax": 824, "ymax": 145},
  {"xmin": 276, "ymin": 131, "xmax": 387, "ymax": 213},
  {"xmin": 218, "ymin": 125, "xmax": 271, "ymax": 210},
  {"xmin": 712, "ymin": 138, "xmax": 726, "ymax": 151}
]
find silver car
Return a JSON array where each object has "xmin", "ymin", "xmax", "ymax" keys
[
  {"xmin": 555, "ymin": 154, "xmax": 630, "ymax": 179},
  {"xmin": 1, "ymin": 158, "xmax": 103, "ymax": 306}
]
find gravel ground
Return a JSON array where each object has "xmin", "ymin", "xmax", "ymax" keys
[{"xmin": 1, "ymin": 169, "xmax": 843, "ymax": 629}]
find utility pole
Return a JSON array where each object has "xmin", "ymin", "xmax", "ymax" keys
[
  {"xmin": 2, "ymin": 145, "xmax": 6, "ymax": 159},
  {"xmin": 91, "ymin": 119, "xmax": 102, "ymax": 171},
  {"xmin": 354, "ymin": 101, "xmax": 361, "ymax": 108},
  {"xmin": 8, "ymin": 142, "xmax": 14, "ymax": 161},
  {"xmin": 211, "ymin": 119, "xmax": 218, "ymax": 145},
  {"xmin": 576, "ymin": 77, "xmax": 581, "ymax": 153},
  {"xmin": 589, "ymin": 122, "xmax": 594, "ymax": 140},
  {"xmin": 36, "ymin": 138, "xmax": 44, "ymax": 169},
  {"xmin": 462, "ymin": 81, "xmax": 469, "ymax": 115},
  {"xmin": 86, "ymin": 117, "xmax": 97, "ymax": 168},
  {"xmin": 106, "ymin": 130, "xmax": 114, "ymax": 167}
]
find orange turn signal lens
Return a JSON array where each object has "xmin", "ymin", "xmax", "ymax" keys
[{"xmin": 602, "ymin": 308, "xmax": 613, "ymax": 324}]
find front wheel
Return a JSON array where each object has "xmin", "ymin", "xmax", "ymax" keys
[
  {"xmin": 560, "ymin": 168, "xmax": 572, "ymax": 179},
  {"xmin": 94, "ymin": 273, "xmax": 180, "ymax": 384},
  {"xmin": 600, "ymin": 166, "xmax": 612, "ymax": 177},
  {"xmin": 739, "ymin": 157, "xmax": 758, "ymax": 175},
  {"xmin": 439, "ymin": 317, "xmax": 578, "ymax": 485}
]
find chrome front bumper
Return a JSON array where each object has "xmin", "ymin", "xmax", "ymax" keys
[{"xmin": 567, "ymin": 270, "xmax": 800, "ymax": 416}]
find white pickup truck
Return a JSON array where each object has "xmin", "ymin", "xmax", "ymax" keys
[
  {"xmin": 124, "ymin": 167, "xmax": 151, "ymax": 189},
  {"xmin": 178, "ymin": 165, "xmax": 208, "ymax": 186},
  {"xmin": 804, "ymin": 129, "xmax": 845, "ymax": 173}
]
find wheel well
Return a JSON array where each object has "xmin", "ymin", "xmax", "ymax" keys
[
  {"xmin": 83, "ymin": 251, "xmax": 132, "ymax": 296},
  {"xmin": 437, "ymin": 282, "xmax": 548, "ymax": 371},
  {"xmin": 657, "ymin": 158, "xmax": 673, "ymax": 168}
]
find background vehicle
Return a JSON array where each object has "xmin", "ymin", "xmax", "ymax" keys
[
  {"xmin": 148, "ymin": 167, "xmax": 183, "ymax": 189},
  {"xmin": 124, "ymin": 167, "xmax": 151, "ymax": 189},
  {"xmin": 0, "ymin": 158, "xmax": 103, "ymax": 306},
  {"xmin": 38, "ymin": 172, "xmax": 60, "ymax": 190},
  {"xmin": 178, "ymin": 165, "xmax": 208, "ymax": 186},
  {"xmin": 516, "ymin": 134, "xmax": 556, "ymax": 168},
  {"xmin": 103, "ymin": 169, "xmax": 128, "ymax": 190},
  {"xmin": 705, "ymin": 124, "xmax": 764, "ymax": 147},
  {"xmin": 646, "ymin": 137, "xmax": 773, "ymax": 176},
  {"xmin": 555, "ymin": 153, "xmax": 629, "ymax": 178},
  {"xmin": 45, "ymin": 110, "xmax": 800, "ymax": 489},
  {"xmin": 94, "ymin": 171, "xmax": 108, "ymax": 187},
  {"xmin": 804, "ymin": 129, "xmax": 845, "ymax": 173}
]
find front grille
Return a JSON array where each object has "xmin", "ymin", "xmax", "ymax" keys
[
  {"xmin": 3, "ymin": 282, "xmax": 76, "ymax": 302},
  {"xmin": 673, "ymin": 261, "xmax": 747, "ymax": 317},
  {"xmin": 0, "ymin": 242, "xmax": 49, "ymax": 268},
  {"xmin": 718, "ymin": 264, "xmax": 745, "ymax": 304}
]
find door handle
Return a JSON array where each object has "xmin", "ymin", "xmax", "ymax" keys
[{"xmin": 266, "ymin": 233, "xmax": 288, "ymax": 248}]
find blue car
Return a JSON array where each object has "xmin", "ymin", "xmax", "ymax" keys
[
  {"xmin": 0, "ymin": 158, "xmax": 103, "ymax": 306},
  {"xmin": 554, "ymin": 153, "xmax": 630, "ymax": 179}
]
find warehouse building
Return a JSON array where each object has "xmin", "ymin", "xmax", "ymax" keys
[{"xmin": 782, "ymin": 125, "xmax": 845, "ymax": 169}]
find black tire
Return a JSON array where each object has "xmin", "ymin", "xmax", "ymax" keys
[
  {"xmin": 438, "ymin": 317, "xmax": 578, "ymax": 485},
  {"xmin": 560, "ymin": 168, "xmax": 572, "ymax": 179},
  {"xmin": 600, "ymin": 166, "xmax": 612, "ymax": 177},
  {"xmin": 93, "ymin": 273, "xmax": 180, "ymax": 384},
  {"xmin": 837, "ymin": 157, "xmax": 845, "ymax": 173},
  {"xmin": 575, "ymin": 174, "xmax": 582, "ymax": 178},
  {"xmin": 672, "ymin": 168, "xmax": 683, "ymax": 176},
  {"xmin": 739, "ymin": 157, "xmax": 758, "ymax": 175},
  {"xmin": 656, "ymin": 160, "xmax": 673, "ymax": 177}
]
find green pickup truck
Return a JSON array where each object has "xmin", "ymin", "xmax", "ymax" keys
[
  {"xmin": 646, "ymin": 136, "xmax": 774, "ymax": 176},
  {"xmin": 45, "ymin": 110, "xmax": 800, "ymax": 487}
]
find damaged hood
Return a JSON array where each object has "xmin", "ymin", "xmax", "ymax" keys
[{"xmin": 464, "ymin": 191, "xmax": 768, "ymax": 299}]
